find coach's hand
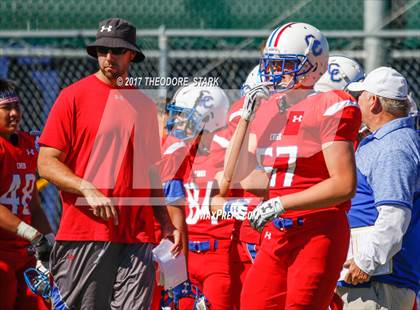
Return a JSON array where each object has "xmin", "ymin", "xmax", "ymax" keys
[
  {"xmin": 343, "ymin": 259, "xmax": 371, "ymax": 285},
  {"xmin": 249, "ymin": 196, "xmax": 285, "ymax": 231},
  {"xmin": 241, "ymin": 83, "xmax": 270, "ymax": 121},
  {"xmin": 161, "ymin": 224, "xmax": 182, "ymax": 256},
  {"xmin": 80, "ymin": 180, "xmax": 119, "ymax": 225}
]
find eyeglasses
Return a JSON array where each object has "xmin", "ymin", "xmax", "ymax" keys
[{"xmin": 96, "ymin": 46, "xmax": 129, "ymax": 55}]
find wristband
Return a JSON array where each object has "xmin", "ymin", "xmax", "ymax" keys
[{"xmin": 16, "ymin": 221, "xmax": 40, "ymax": 242}]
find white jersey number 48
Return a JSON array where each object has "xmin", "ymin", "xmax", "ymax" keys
[{"xmin": 0, "ymin": 173, "xmax": 36, "ymax": 215}]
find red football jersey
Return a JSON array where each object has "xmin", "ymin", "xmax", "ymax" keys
[
  {"xmin": 154, "ymin": 135, "xmax": 200, "ymax": 242},
  {"xmin": 39, "ymin": 74, "xmax": 161, "ymax": 243},
  {"xmin": 0, "ymin": 132, "xmax": 37, "ymax": 253},
  {"xmin": 184, "ymin": 146, "xmax": 235, "ymax": 241},
  {"xmin": 252, "ymin": 90, "xmax": 361, "ymax": 218},
  {"xmin": 157, "ymin": 135, "xmax": 199, "ymax": 183}
]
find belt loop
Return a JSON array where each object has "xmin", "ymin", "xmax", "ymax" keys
[{"xmin": 297, "ymin": 217, "xmax": 304, "ymax": 226}]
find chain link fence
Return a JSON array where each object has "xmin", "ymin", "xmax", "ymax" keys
[{"xmin": 0, "ymin": 0, "xmax": 419, "ymax": 233}]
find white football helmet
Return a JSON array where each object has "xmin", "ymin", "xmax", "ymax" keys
[
  {"xmin": 240, "ymin": 65, "xmax": 265, "ymax": 96},
  {"xmin": 314, "ymin": 55, "xmax": 365, "ymax": 92},
  {"xmin": 260, "ymin": 22, "xmax": 329, "ymax": 91},
  {"xmin": 166, "ymin": 84, "xmax": 229, "ymax": 140}
]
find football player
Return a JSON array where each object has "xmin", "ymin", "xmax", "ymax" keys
[
  {"xmin": 0, "ymin": 79, "xmax": 53, "ymax": 310},
  {"xmin": 163, "ymin": 84, "xmax": 234, "ymax": 310},
  {"xmin": 315, "ymin": 55, "xmax": 370, "ymax": 145},
  {"xmin": 314, "ymin": 55, "xmax": 365, "ymax": 93},
  {"xmin": 150, "ymin": 92, "xmax": 194, "ymax": 310},
  {"xmin": 209, "ymin": 66, "xmax": 267, "ymax": 309},
  {"xmin": 224, "ymin": 23, "xmax": 361, "ymax": 309}
]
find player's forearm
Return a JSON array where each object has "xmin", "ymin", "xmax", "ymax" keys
[
  {"xmin": 281, "ymin": 174, "xmax": 356, "ymax": 211},
  {"xmin": 0, "ymin": 204, "xmax": 22, "ymax": 233},
  {"xmin": 224, "ymin": 122, "xmax": 255, "ymax": 183},
  {"xmin": 149, "ymin": 166, "xmax": 176, "ymax": 232},
  {"xmin": 167, "ymin": 205, "xmax": 189, "ymax": 259},
  {"xmin": 280, "ymin": 140, "xmax": 357, "ymax": 211},
  {"xmin": 210, "ymin": 195, "xmax": 228, "ymax": 213},
  {"xmin": 153, "ymin": 204, "xmax": 175, "ymax": 231},
  {"xmin": 38, "ymin": 151, "xmax": 84, "ymax": 195},
  {"xmin": 0, "ymin": 204, "xmax": 43, "ymax": 242}
]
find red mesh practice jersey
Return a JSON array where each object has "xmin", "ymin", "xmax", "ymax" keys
[{"xmin": 0, "ymin": 132, "xmax": 37, "ymax": 254}]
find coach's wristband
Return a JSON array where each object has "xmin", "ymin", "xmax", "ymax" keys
[{"xmin": 16, "ymin": 221, "xmax": 41, "ymax": 242}]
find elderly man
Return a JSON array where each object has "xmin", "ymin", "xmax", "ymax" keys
[{"xmin": 336, "ymin": 67, "xmax": 420, "ymax": 310}]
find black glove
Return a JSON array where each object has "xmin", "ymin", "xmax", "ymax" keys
[{"xmin": 32, "ymin": 235, "xmax": 52, "ymax": 262}]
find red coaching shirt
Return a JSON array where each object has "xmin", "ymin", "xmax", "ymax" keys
[
  {"xmin": 0, "ymin": 132, "xmax": 37, "ymax": 255},
  {"xmin": 253, "ymin": 90, "xmax": 361, "ymax": 218},
  {"xmin": 39, "ymin": 74, "xmax": 161, "ymax": 243}
]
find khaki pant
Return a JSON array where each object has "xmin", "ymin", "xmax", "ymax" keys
[{"xmin": 336, "ymin": 282, "xmax": 416, "ymax": 310}]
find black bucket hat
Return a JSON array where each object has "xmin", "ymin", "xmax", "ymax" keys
[{"xmin": 86, "ymin": 18, "xmax": 145, "ymax": 63}]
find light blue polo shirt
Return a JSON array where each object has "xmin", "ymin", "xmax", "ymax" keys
[{"xmin": 348, "ymin": 116, "xmax": 420, "ymax": 293}]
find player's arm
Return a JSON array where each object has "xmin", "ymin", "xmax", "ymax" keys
[
  {"xmin": 0, "ymin": 202, "xmax": 52, "ymax": 262},
  {"xmin": 0, "ymin": 203, "xmax": 27, "ymax": 237},
  {"xmin": 221, "ymin": 85, "xmax": 269, "ymax": 192},
  {"xmin": 149, "ymin": 165, "xmax": 182, "ymax": 256},
  {"xmin": 0, "ymin": 191, "xmax": 49, "ymax": 242},
  {"xmin": 38, "ymin": 146, "xmax": 118, "ymax": 225},
  {"xmin": 167, "ymin": 203, "xmax": 188, "ymax": 259},
  {"xmin": 210, "ymin": 169, "xmax": 269, "ymax": 216},
  {"xmin": 250, "ymin": 141, "xmax": 357, "ymax": 230},
  {"xmin": 223, "ymin": 123, "xmax": 257, "ymax": 183},
  {"xmin": 281, "ymin": 140, "xmax": 356, "ymax": 210}
]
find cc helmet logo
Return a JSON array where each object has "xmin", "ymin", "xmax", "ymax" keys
[
  {"xmin": 195, "ymin": 90, "xmax": 214, "ymax": 109},
  {"xmin": 100, "ymin": 25, "xmax": 113, "ymax": 32},
  {"xmin": 328, "ymin": 63, "xmax": 342, "ymax": 82},
  {"xmin": 305, "ymin": 34, "xmax": 322, "ymax": 56}
]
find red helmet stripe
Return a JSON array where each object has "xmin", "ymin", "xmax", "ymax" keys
[{"xmin": 273, "ymin": 22, "xmax": 296, "ymax": 47}]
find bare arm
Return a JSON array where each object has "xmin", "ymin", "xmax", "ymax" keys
[
  {"xmin": 38, "ymin": 146, "xmax": 84, "ymax": 195},
  {"xmin": 149, "ymin": 166, "xmax": 182, "ymax": 255},
  {"xmin": 38, "ymin": 146, "xmax": 118, "ymax": 224},
  {"xmin": 0, "ymin": 186, "xmax": 51, "ymax": 241},
  {"xmin": 0, "ymin": 204, "xmax": 22, "ymax": 235},
  {"xmin": 223, "ymin": 123, "xmax": 257, "ymax": 184},
  {"xmin": 167, "ymin": 204, "xmax": 188, "ymax": 259},
  {"xmin": 0, "ymin": 202, "xmax": 45, "ymax": 243},
  {"xmin": 210, "ymin": 169, "xmax": 269, "ymax": 213},
  {"xmin": 222, "ymin": 84, "xmax": 269, "ymax": 190},
  {"xmin": 281, "ymin": 141, "xmax": 357, "ymax": 211}
]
